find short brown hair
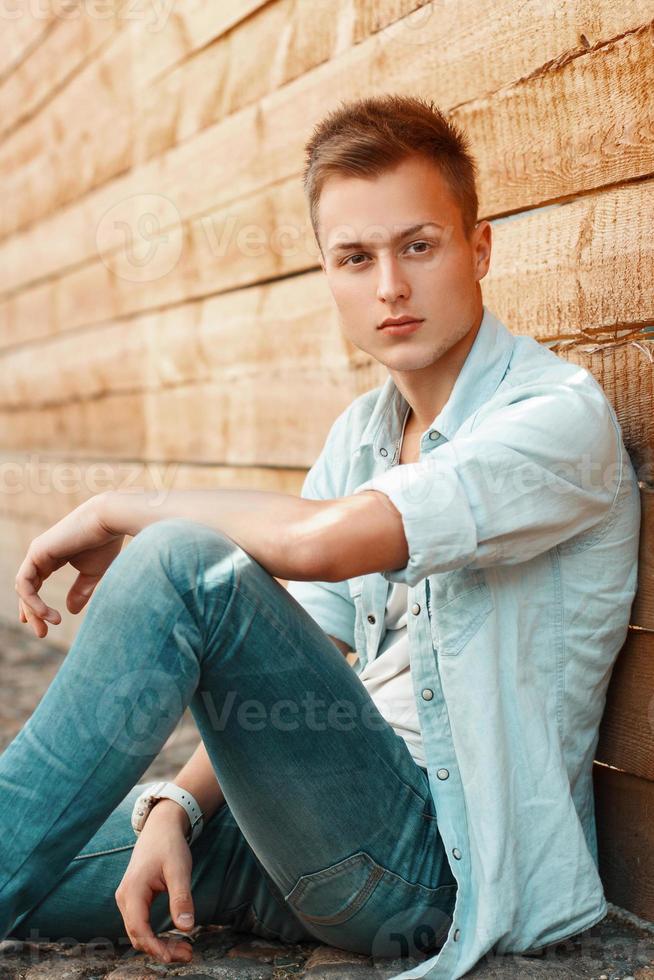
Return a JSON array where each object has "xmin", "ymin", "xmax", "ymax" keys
[{"xmin": 303, "ymin": 93, "xmax": 479, "ymax": 248}]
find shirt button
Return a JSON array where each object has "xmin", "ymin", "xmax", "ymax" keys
[
  {"xmin": 411, "ymin": 602, "xmax": 421, "ymax": 615},
  {"xmin": 379, "ymin": 447, "xmax": 388, "ymax": 457},
  {"xmin": 437, "ymin": 768, "xmax": 449, "ymax": 780},
  {"xmin": 452, "ymin": 848, "xmax": 462, "ymax": 860},
  {"xmin": 421, "ymin": 688, "xmax": 434, "ymax": 701},
  {"xmin": 428, "ymin": 430, "xmax": 439, "ymax": 440},
  {"xmin": 453, "ymin": 928, "xmax": 461, "ymax": 941},
  {"xmin": 367, "ymin": 614, "xmax": 376, "ymax": 625}
]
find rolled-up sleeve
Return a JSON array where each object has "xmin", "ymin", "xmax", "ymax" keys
[
  {"xmin": 352, "ymin": 383, "xmax": 622, "ymax": 587},
  {"xmin": 285, "ymin": 431, "xmax": 356, "ymax": 649}
]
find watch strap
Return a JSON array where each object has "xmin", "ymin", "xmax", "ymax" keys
[{"xmin": 131, "ymin": 781, "xmax": 204, "ymax": 845}]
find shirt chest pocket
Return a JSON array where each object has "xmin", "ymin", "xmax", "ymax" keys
[{"xmin": 428, "ymin": 568, "xmax": 494, "ymax": 657}]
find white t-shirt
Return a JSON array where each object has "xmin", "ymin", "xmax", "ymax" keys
[{"xmin": 357, "ymin": 579, "xmax": 427, "ymax": 768}]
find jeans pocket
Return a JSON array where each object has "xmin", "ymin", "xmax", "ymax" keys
[{"xmin": 285, "ymin": 850, "xmax": 456, "ymax": 959}]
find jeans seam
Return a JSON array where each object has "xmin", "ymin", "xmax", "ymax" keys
[
  {"xmin": 0, "ymin": 739, "xmax": 136, "ymax": 906},
  {"xmin": 72, "ymin": 843, "xmax": 135, "ymax": 861},
  {"xmin": 248, "ymin": 902, "xmax": 308, "ymax": 944}
]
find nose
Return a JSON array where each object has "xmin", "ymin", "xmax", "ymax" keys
[{"xmin": 376, "ymin": 254, "xmax": 410, "ymax": 304}]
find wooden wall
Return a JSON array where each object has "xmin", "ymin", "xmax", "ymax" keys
[{"xmin": 1, "ymin": 0, "xmax": 652, "ymax": 922}]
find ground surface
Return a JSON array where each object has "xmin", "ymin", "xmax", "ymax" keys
[{"xmin": 1, "ymin": 621, "xmax": 653, "ymax": 979}]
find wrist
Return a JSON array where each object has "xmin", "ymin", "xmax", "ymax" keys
[
  {"xmin": 146, "ymin": 798, "xmax": 191, "ymax": 834},
  {"xmin": 94, "ymin": 489, "xmax": 151, "ymax": 538}
]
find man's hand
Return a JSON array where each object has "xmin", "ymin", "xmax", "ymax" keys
[
  {"xmin": 115, "ymin": 800, "xmax": 196, "ymax": 965},
  {"xmin": 15, "ymin": 495, "xmax": 125, "ymax": 639}
]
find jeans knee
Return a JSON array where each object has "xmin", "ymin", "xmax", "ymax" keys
[
  {"xmin": 127, "ymin": 519, "xmax": 233, "ymax": 560},
  {"xmin": 120, "ymin": 518, "xmax": 238, "ymax": 592},
  {"xmin": 131, "ymin": 517, "xmax": 209, "ymax": 548}
]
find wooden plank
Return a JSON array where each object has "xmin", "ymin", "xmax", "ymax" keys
[
  {"xmin": 593, "ymin": 762, "xmax": 654, "ymax": 922},
  {"xmin": 0, "ymin": 0, "xmax": 651, "ymax": 295},
  {"xmin": 596, "ymin": 632, "xmax": 654, "ymax": 780},
  {"xmin": 632, "ymin": 489, "xmax": 654, "ymax": 630}
]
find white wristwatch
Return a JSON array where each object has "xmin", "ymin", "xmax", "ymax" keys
[{"xmin": 131, "ymin": 781, "xmax": 204, "ymax": 845}]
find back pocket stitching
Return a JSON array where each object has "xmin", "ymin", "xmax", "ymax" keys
[{"xmin": 296, "ymin": 862, "xmax": 385, "ymax": 926}]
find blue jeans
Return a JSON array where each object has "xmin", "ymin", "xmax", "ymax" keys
[{"xmin": 0, "ymin": 518, "xmax": 457, "ymax": 961}]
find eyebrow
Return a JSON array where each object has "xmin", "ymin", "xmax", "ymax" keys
[{"xmin": 327, "ymin": 222, "xmax": 445, "ymax": 255}]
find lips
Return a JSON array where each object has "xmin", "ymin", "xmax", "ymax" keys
[
  {"xmin": 379, "ymin": 315, "xmax": 423, "ymax": 329},
  {"xmin": 378, "ymin": 317, "xmax": 424, "ymax": 336}
]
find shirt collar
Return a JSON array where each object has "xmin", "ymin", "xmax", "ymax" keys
[{"xmin": 355, "ymin": 304, "xmax": 515, "ymax": 455}]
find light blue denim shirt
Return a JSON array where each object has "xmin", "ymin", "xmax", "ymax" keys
[{"xmin": 287, "ymin": 304, "xmax": 641, "ymax": 979}]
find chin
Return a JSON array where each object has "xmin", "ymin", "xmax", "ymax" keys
[{"xmin": 378, "ymin": 349, "xmax": 438, "ymax": 372}]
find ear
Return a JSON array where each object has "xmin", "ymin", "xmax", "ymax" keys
[{"xmin": 473, "ymin": 220, "xmax": 492, "ymax": 282}]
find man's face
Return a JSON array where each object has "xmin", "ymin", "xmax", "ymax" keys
[{"xmin": 317, "ymin": 154, "xmax": 491, "ymax": 374}]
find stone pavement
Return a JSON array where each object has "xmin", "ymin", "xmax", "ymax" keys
[{"xmin": 1, "ymin": 620, "xmax": 653, "ymax": 979}]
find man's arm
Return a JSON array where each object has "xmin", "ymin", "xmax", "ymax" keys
[
  {"xmin": 154, "ymin": 740, "xmax": 226, "ymax": 835},
  {"xmin": 97, "ymin": 487, "xmax": 408, "ymax": 584}
]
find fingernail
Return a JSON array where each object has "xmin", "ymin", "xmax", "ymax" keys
[{"xmin": 178, "ymin": 913, "xmax": 194, "ymax": 925}]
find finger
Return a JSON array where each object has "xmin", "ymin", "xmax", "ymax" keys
[
  {"xmin": 67, "ymin": 572, "xmax": 98, "ymax": 614},
  {"xmin": 15, "ymin": 559, "xmax": 48, "ymax": 619},
  {"xmin": 160, "ymin": 934, "xmax": 194, "ymax": 962},
  {"xmin": 124, "ymin": 893, "xmax": 173, "ymax": 963},
  {"xmin": 15, "ymin": 578, "xmax": 60, "ymax": 626},
  {"xmin": 19, "ymin": 593, "xmax": 59, "ymax": 635},
  {"xmin": 166, "ymin": 869, "xmax": 195, "ymax": 934},
  {"xmin": 21, "ymin": 601, "xmax": 48, "ymax": 639},
  {"xmin": 15, "ymin": 546, "xmax": 63, "ymax": 623}
]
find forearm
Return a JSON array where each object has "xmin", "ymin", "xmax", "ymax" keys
[
  {"xmin": 175, "ymin": 740, "xmax": 225, "ymax": 820},
  {"xmin": 152, "ymin": 740, "xmax": 226, "ymax": 837},
  {"xmin": 97, "ymin": 488, "xmax": 326, "ymax": 581},
  {"xmin": 96, "ymin": 485, "xmax": 408, "ymax": 583}
]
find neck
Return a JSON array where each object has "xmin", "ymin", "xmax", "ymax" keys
[{"xmin": 390, "ymin": 305, "xmax": 483, "ymax": 436}]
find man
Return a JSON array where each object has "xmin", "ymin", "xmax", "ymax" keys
[{"xmin": 8, "ymin": 95, "xmax": 640, "ymax": 979}]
